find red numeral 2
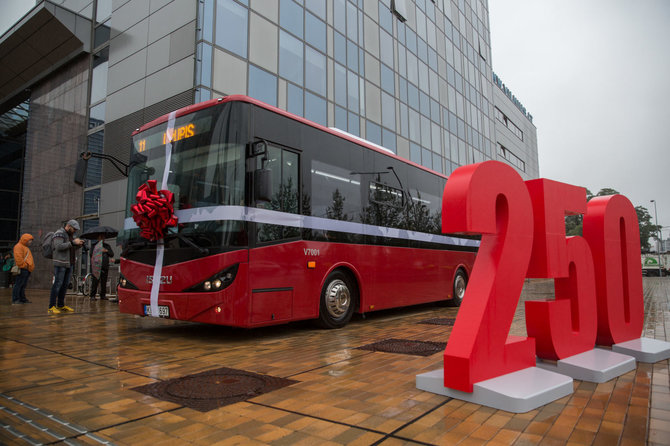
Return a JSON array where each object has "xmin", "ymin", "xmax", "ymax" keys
[{"xmin": 441, "ymin": 161, "xmax": 535, "ymax": 392}]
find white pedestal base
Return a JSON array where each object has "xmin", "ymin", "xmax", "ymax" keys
[
  {"xmin": 536, "ymin": 348, "xmax": 636, "ymax": 383},
  {"xmin": 416, "ymin": 367, "xmax": 573, "ymax": 413},
  {"xmin": 612, "ymin": 337, "xmax": 670, "ymax": 363}
]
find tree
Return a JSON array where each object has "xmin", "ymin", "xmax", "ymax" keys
[
  {"xmin": 564, "ymin": 188, "xmax": 594, "ymax": 236},
  {"xmin": 595, "ymin": 187, "xmax": 619, "ymax": 197},
  {"xmin": 562, "ymin": 187, "xmax": 659, "ymax": 251},
  {"xmin": 325, "ymin": 189, "xmax": 350, "ymax": 221},
  {"xmin": 636, "ymin": 206, "xmax": 662, "ymax": 252}
]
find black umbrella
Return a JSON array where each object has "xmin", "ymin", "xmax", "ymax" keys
[{"xmin": 80, "ymin": 225, "xmax": 118, "ymax": 240}]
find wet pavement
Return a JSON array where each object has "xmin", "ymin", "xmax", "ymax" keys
[{"xmin": 0, "ymin": 278, "xmax": 668, "ymax": 445}]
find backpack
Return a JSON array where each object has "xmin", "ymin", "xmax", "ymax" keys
[
  {"xmin": 41, "ymin": 232, "xmax": 55, "ymax": 258},
  {"xmin": 41, "ymin": 231, "xmax": 65, "ymax": 259}
]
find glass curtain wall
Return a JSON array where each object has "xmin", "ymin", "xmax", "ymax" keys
[
  {"xmin": 195, "ymin": 0, "xmax": 496, "ymax": 177},
  {"xmin": 0, "ymin": 100, "xmax": 29, "ymax": 253}
]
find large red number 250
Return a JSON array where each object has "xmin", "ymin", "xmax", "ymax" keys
[{"xmin": 442, "ymin": 162, "xmax": 644, "ymax": 392}]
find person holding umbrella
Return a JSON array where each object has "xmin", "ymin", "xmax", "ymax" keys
[
  {"xmin": 90, "ymin": 234, "xmax": 115, "ymax": 300},
  {"xmin": 81, "ymin": 226, "xmax": 117, "ymax": 301}
]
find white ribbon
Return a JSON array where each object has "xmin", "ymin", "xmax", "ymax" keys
[
  {"xmin": 126, "ymin": 205, "xmax": 480, "ymax": 249},
  {"xmin": 148, "ymin": 111, "xmax": 176, "ymax": 317}
]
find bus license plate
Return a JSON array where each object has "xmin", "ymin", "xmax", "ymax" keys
[{"xmin": 144, "ymin": 305, "xmax": 170, "ymax": 318}]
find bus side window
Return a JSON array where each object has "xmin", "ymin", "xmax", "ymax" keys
[{"xmin": 257, "ymin": 145, "xmax": 300, "ymax": 242}]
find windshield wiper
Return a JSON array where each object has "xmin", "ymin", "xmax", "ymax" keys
[
  {"xmin": 121, "ymin": 239, "xmax": 154, "ymax": 257},
  {"xmin": 122, "ymin": 233, "xmax": 209, "ymax": 256},
  {"xmin": 165, "ymin": 232, "xmax": 209, "ymax": 255}
]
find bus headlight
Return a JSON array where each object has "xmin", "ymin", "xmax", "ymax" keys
[
  {"xmin": 118, "ymin": 273, "xmax": 138, "ymax": 290},
  {"xmin": 185, "ymin": 264, "xmax": 239, "ymax": 293}
]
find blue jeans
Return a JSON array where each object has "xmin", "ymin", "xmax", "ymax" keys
[
  {"xmin": 12, "ymin": 269, "xmax": 30, "ymax": 302},
  {"xmin": 49, "ymin": 266, "xmax": 72, "ymax": 308}
]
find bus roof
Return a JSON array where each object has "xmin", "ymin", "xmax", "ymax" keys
[{"xmin": 133, "ymin": 95, "xmax": 448, "ymax": 180}]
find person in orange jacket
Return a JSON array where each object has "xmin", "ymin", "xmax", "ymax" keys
[{"xmin": 12, "ymin": 234, "xmax": 34, "ymax": 304}]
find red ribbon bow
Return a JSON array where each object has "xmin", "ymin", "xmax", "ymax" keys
[{"xmin": 130, "ymin": 180, "xmax": 178, "ymax": 241}]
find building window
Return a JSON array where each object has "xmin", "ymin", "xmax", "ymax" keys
[
  {"xmin": 305, "ymin": 12, "xmax": 326, "ymax": 52},
  {"xmin": 334, "ymin": 31, "xmax": 346, "ymax": 66},
  {"xmin": 196, "ymin": 42, "xmax": 212, "ymax": 89},
  {"xmin": 365, "ymin": 121, "xmax": 381, "ymax": 146},
  {"xmin": 497, "ymin": 143, "xmax": 526, "ymax": 172},
  {"xmin": 392, "ymin": 0, "xmax": 408, "ymax": 22},
  {"xmin": 279, "ymin": 31, "xmax": 304, "ymax": 85},
  {"xmin": 306, "ymin": 0, "xmax": 325, "ymax": 20},
  {"xmin": 280, "ymin": 0, "xmax": 303, "ymax": 39},
  {"xmin": 494, "ymin": 107, "xmax": 524, "ymax": 141},
  {"xmin": 347, "ymin": 70, "xmax": 359, "ymax": 114},
  {"xmin": 89, "ymin": 102, "xmax": 105, "ymax": 129},
  {"xmin": 305, "ymin": 92, "xmax": 326, "ymax": 126},
  {"xmin": 248, "ymin": 65, "xmax": 277, "ymax": 106},
  {"xmin": 334, "ymin": 62, "xmax": 347, "ymax": 107},
  {"xmin": 380, "ymin": 64, "xmax": 394, "ymax": 95},
  {"xmin": 305, "ymin": 47, "xmax": 326, "ymax": 96},
  {"xmin": 216, "ymin": 0, "xmax": 248, "ymax": 58},
  {"xmin": 198, "ymin": 0, "xmax": 214, "ymax": 42},
  {"xmin": 84, "ymin": 188, "xmax": 101, "ymax": 215},
  {"xmin": 90, "ymin": 48, "xmax": 108, "ymax": 104},
  {"xmin": 85, "ymin": 130, "xmax": 104, "ymax": 188},
  {"xmin": 287, "ymin": 83, "xmax": 303, "ymax": 116}
]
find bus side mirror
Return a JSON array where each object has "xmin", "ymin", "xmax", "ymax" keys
[
  {"xmin": 249, "ymin": 140, "xmax": 267, "ymax": 157},
  {"xmin": 254, "ymin": 168, "xmax": 273, "ymax": 202}
]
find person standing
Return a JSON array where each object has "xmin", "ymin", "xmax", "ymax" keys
[
  {"xmin": 2, "ymin": 252, "xmax": 15, "ymax": 287},
  {"xmin": 90, "ymin": 234, "xmax": 115, "ymax": 300},
  {"xmin": 12, "ymin": 234, "xmax": 34, "ymax": 304},
  {"xmin": 49, "ymin": 220, "xmax": 84, "ymax": 314}
]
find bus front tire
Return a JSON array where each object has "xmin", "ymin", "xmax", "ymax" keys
[
  {"xmin": 446, "ymin": 269, "xmax": 467, "ymax": 307},
  {"xmin": 317, "ymin": 271, "xmax": 356, "ymax": 329}
]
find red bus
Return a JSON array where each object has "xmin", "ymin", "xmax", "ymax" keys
[{"xmin": 118, "ymin": 95, "xmax": 477, "ymax": 328}]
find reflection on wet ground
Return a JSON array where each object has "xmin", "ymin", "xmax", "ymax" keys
[{"xmin": 0, "ymin": 278, "xmax": 668, "ymax": 445}]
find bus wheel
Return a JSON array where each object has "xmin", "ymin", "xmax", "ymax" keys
[
  {"xmin": 447, "ymin": 269, "xmax": 467, "ymax": 307},
  {"xmin": 318, "ymin": 271, "xmax": 356, "ymax": 329}
]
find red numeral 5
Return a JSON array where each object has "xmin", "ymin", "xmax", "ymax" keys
[{"xmin": 524, "ymin": 180, "xmax": 597, "ymax": 360}]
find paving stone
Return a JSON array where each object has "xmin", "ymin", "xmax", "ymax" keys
[{"xmin": 0, "ymin": 278, "xmax": 669, "ymax": 444}]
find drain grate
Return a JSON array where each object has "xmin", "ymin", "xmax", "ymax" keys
[
  {"xmin": 132, "ymin": 367, "xmax": 297, "ymax": 412},
  {"xmin": 419, "ymin": 317, "xmax": 456, "ymax": 326},
  {"xmin": 357, "ymin": 338, "xmax": 446, "ymax": 356}
]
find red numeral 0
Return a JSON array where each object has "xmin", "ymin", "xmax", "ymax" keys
[
  {"xmin": 583, "ymin": 195, "xmax": 644, "ymax": 345},
  {"xmin": 441, "ymin": 161, "xmax": 535, "ymax": 392}
]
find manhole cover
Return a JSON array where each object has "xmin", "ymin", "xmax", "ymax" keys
[
  {"xmin": 357, "ymin": 339, "xmax": 446, "ymax": 356},
  {"xmin": 133, "ymin": 367, "xmax": 297, "ymax": 412},
  {"xmin": 419, "ymin": 317, "xmax": 456, "ymax": 326}
]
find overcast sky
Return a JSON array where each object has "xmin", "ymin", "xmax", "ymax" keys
[
  {"xmin": 489, "ymin": 0, "xmax": 670, "ymax": 234},
  {"xmin": 0, "ymin": 0, "xmax": 33, "ymax": 37},
  {"xmin": 2, "ymin": 1, "xmax": 668, "ymax": 233}
]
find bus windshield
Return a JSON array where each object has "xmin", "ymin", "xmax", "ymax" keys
[{"xmin": 122, "ymin": 102, "xmax": 248, "ymax": 251}]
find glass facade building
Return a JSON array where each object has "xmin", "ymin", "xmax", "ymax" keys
[
  {"xmin": 195, "ymin": 0, "xmax": 516, "ymax": 178},
  {"xmin": 0, "ymin": 0, "xmax": 538, "ymax": 287}
]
